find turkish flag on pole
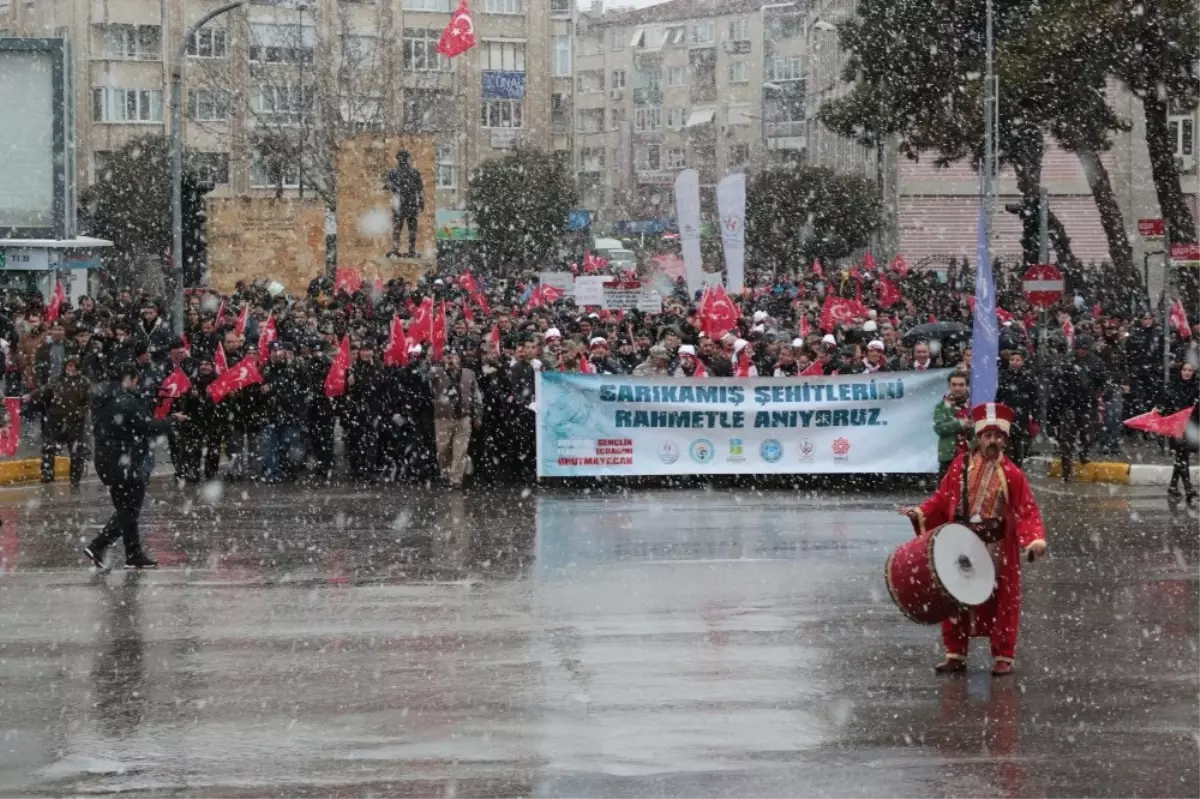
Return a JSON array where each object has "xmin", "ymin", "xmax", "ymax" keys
[
  {"xmin": 489, "ymin": 323, "xmax": 502, "ymax": 352},
  {"xmin": 811, "ymin": 259, "xmax": 824, "ymax": 278},
  {"xmin": 701, "ymin": 285, "xmax": 739, "ymax": 339},
  {"xmin": 214, "ymin": 343, "xmax": 229, "ymax": 375},
  {"xmin": 878, "ymin": 275, "xmax": 903, "ymax": 308},
  {"xmin": 154, "ymin": 367, "xmax": 193, "ymax": 419},
  {"xmin": 257, "ymin": 313, "xmax": 278, "ymax": 365},
  {"xmin": 1125, "ymin": 406, "xmax": 1195, "ymax": 439},
  {"xmin": 578, "ymin": 354, "xmax": 596, "ymax": 374},
  {"xmin": 234, "ymin": 304, "xmax": 250, "ymax": 337},
  {"xmin": 1169, "ymin": 298, "xmax": 1191, "ymax": 339},
  {"xmin": 431, "ymin": 301, "xmax": 448, "ymax": 361},
  {"xmin": 862, "ymin": 251, "xmax": 878, "ymax": 272},
  {"xmin": 457, "ymin": 272, "xmax": 479, "ymax": 295},
  {"xmin": 461, "ymin": 298, "xmax": 474, "ymax": 322},
  {"xmin": 437, "ymin": 0, "xmax": 478, "ymax": 57},
  {"xmin": 46, "ymin": 281, "xmax": 66, "ymax": 323},
  {"xmin": 207, "ymin": 359, "xmax": 263, "ymax": 404},
  {"xmin": 409, "ymin": 297, "xmax": 434, "ymax": 342},
  {"xmin": 334, "ymin": 267, "xmax": 362, "ymax": 296},
  {"xmin": 384, "ymin": 314, "xmax": 409, "ymax": 367},
  {"xmin": 323, "ymin": 335, "xmax": 351, "ymax": 398},
  {"xmin": 820, "ymin": 295, "xmax": 868, "ymax": 333},
  {"xmin": 890, "ymin": 254, "xmax": 909, "ymax": 277}
]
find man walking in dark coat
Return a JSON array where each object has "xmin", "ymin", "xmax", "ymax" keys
[
  {"xmin": 35, "ymin": 355, "xmax": 91, "ymax": 486},
  {"xmin": 84, "ymin": 364, "xmax": 183, "ymax": 570}
]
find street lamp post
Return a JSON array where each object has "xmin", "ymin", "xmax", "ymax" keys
[{"xmin": 170, "ymin": 0, "xmax": 244, "ymax": 335}]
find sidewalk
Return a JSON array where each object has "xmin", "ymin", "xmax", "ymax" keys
[{"xmin": 1027, "ymin": 437, "xmax": 1198, "ymax": 486}]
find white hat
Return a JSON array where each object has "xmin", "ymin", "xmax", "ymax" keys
[
  {"xmin": 752, "ymin": 310, "xmax": 769, "ymax": 323},
  {"xmin": 407, "ymin": 344, "xmax": 423, "ymax": 355},
  {"xmin": 544, "ymin": 327, "xmax": 562, "ymax": 340},
  {"xmin": 822, "ymin": 334, "xmax": 837, "ymax": 346},
  {"xmin": 862, "ymin": 320, "xmax": 878, "ymax": 332},
  {"xmin": 678, "ymin": 344, "xmax": 697, "ymax": 357},
  {"xmin": 867, "ymin": 309, "xmax": 878, "ymax": 320},
  {"xmin": 751, "ymin": 324, "xmax": 766, "ymax": 334},
  {"xmin": 589, "ymin": 336, "xmax": 608, "ymax": 348},
  {"xmin": 721, "ymin": 332, "xmax": 738, "ymax": 344},
  {"xmin": 733, "ymin": 338, "xmax": 749, "ymax": 354},
  {"xmin": 867, "ymin": 339, "xmax": 885, "ymax": 351},
  {"xmin": 791, "ymin": 337, "xmax": 805, "ymax": 348},
  {"xmin": 434, "ymin": 279, "xmax": 445, "ymax": 286}
]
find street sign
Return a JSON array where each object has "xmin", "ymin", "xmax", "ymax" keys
[
  {"xmin": 1137, "ymin": 218, "xmax": 1165, "ymax": 239},
  {"xmin": 1169, "ymin": 242, "xmax": 1200, "ymax": 267},
  {"xmin": 1022, "ymin": 263, "xmax": 1065, "ymax": 309}
]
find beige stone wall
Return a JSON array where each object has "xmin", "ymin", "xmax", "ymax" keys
[
  {"xmin": 336, "ymin": 134, "xmax": 437, "ymax": 274},
  {"xmin": 206, "ymin": 197, "xmax": 327, "ymax": 294}
]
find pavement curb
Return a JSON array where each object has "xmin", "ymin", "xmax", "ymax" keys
[
  {"xmin": 1029, "ymin": 455, "xmax": 1198, "ymax": 486},
  {"xmin": 0, "ymin": 457, "xmax": 69, "ymax": 485}
]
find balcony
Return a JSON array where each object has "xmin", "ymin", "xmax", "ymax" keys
[
  {"xmin": 550, "ymin": 0, "xmax": 571, "ymax": 16},
  {"xmin": 633, "ymin": 87, "xmax": 662, "ymax": 105},
  {"xmin": 690, "ymin": 82, "xmax": 717, "ymax": 104},
  {"xmin": 766, "ymin": 120, "xmax": 806, "ymax": 152}
]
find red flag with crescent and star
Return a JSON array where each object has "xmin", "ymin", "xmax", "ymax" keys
[
  {"xmin": 820, "ymin": 295, "xmax": 868, "ymax": 333},
  {"xmin": 701, "ymin": 285, "xmax": 739, "ymax": 340},
  {"xmin": 437, "ymin": 0, "xmax": 478, "ymax": 58}
]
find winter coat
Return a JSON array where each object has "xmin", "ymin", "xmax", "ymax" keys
[
  {"xmin": 37, "ymin": 372, "xmax": 91, "ymax": 441},
  {"xmin": 92, "ymin": 383, "xmax": 170, "ymax": 486},
  {"xmin": 430, "ymin": 365, "xmax": 480, "ymax": 421},
  {"xmin": 934, "ymin": 396, "xmax": 973, "ymax": 464},
  {"xmin": 997, "ymin": 366, "xmax": 1039, "ymax": 436},
  {"xmin": 261, "ymin": 360, "xmax": 311, "ymax": 427}
]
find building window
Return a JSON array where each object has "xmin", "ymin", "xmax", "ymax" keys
[
  {"xmin": 405, "ymin": 90, "xmax": 453, "ymax": 131},
  {"xmin": 345, "ymin": 35, "xmax": 378, "ymax": 64},
  {"xmin": 481, "ymin": 99, "xmax": 524, "ymax": 128},
  {"xmin": 1168, "ymin": 102, "xmax": 1195, "ymax": 157},
  {"xmin": 577, "ymin": 108, "xmax": 605, "ymax": 133},
  {"xmin": 691, "ymin": 21, "xmax": 714, "ymax": 45},
  {"xmin": 92, "ymin": 88, "xmax": 164, "ymax": 123},
  {"xmin": 728, "ymin": 61, "xmax": 749, "ymax": 83},
  {"xmin": 249, "ymin": 23, "xmax": 315, "ymax": 64},
  {"xmin": 666, "ymin": 66, "xmax": 686, "ymax": 87},
  {"xmin": 190, "ymin": 89, "xmax": 230, "ymax": 121},
  {"xmin": 403, "ymin": 0, "xmax": 450, "ymax": 10},
  {"xmin": 636, "ymin": 68, "xmax": 661, "ymax": 91},
  {"xmin": 576, "ymin": 69, "xmax": 605, "ymax": 93},
  {"xmin": 187, "ymin": 27, "xmax": 227, "ymax": 59},
  {"xmin": 251, "ymin": 152, "xmax": 301, "ymax": 189},
  {"xmin": 551, "ymin": 35, "xmax": 572, "ymax": 76},
  {"xmin": 665, "ymin": 147, "xmax": 686, "ymax": 169},
  {"xmin": 610, "ymin": 107, "xmax": 626, "ymax": 130},
  {"xmin": 638, "ymin": 143, "xmax": 662, "ymax": 171},
  {"xmin": 436, "ymin": 143, "xmax": 455, "ymax": 188},
  {"xmin": 550, "ymin": 0, "xmax": 571, "ymax": 16},
  {"xmin": 767, "ymin": 56, "xmax": 803, "ymax": 82},
  {"xmin": 485, "ymin": 0, "xmax": 522, "ymax": 14},
  {"xmin": 105, "ymin": 24, "xmax": 161, "ymax": 60},
  {"xmin": 634, "ymin": 105, "xmax": 661, "ymax": 131},
  {"xmin": 581, "ymin": 147, "xmax": 606, "ymax": 171},
  {"xmin": 404, "ymin": 28, "xmax": 450, "ymax": 71},
  {"xmin": 194, "ymin": 153, "xmax": 230, "ymax": 185},
  {"xmin": 252, "ymin": 84, "xmax": 314, "ymax": 125},
  {"xmin": 729, "ymin": 18, "xmax": 749, "ymax": 42},
  {"xmin": 729, "ymin": 143, "xmax": 750, "ymax": 166},
  {"xmin": 663, "ymin": 25, "xmax": 686, "ymax": 46},
  {"xmin": 612, "ymin": 70, "xmax": 627, "ymax": 89},
  {"xmin": 611, "ymin": 28, "xmax": 624, "ymax": 50},
  {"xmin": 482, "ymin": 40, "xmax": 526, "ymax": 71},
  {"xmin": 93, "ymin": 151, "xmax": 113, "ymax": 181},
  {"xmin": 666, "ymin": 107, "xmax": 688, "ymax": 129}
]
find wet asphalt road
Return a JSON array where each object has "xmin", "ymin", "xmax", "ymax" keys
[{"xmin": 0, "ymin": 474, "xmax": 1196, "ymax": 797}]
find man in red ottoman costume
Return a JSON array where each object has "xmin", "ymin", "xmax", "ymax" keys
[{"xmin": 899, "ymin": 402, "xmax": 1049, "ymax": 676}]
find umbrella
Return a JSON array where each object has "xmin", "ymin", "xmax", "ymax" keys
[
  {"xmin": 902, "ymin": 321, "xmax": 971, "ymax": 346},
  {"xmin": 1124, "ymin": 406, "xmax": 1195, "ymax": 439}
]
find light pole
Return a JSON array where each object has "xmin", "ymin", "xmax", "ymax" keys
[{"xmin": 171, "ymin": 0, "xmax": 244, "ymax": 335}]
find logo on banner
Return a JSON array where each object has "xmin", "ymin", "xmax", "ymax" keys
[
  {"xmin": 728, "ymin": 438, "xmax": 745, "ymax": 462},
  {"xmin": 798, "ymin": 438, "xmax": 815, "ymax": 461},
  {"xmin": 832, "ymin": 437, "xmax": 851, "ymax": 461},
  {"xmin": 689, "ymin": 439, "xmax": 715, "ymax": 464},
  {"xmin": 722, "ymin": 215, "xmax": 740, "ymax": 234},
  {"xmin": 658, "ymin": 440, "xmax": 680, "ymax": 464},
  {"xmin": 760, "ymin": 439, "xmax": 783, "ymax": 463}
]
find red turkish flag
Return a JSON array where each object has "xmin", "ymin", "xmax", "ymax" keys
[
  {"xmin": 234, "ymin": 304, "xmax": 250, "ymax": 337},
  {"xmin": 878, "ymin": 275, "xmax": 903, "ymax": 308},
  {"xmin": 583, "ymin": 252, "xmax": 609, "ymax": 273},
  {"xmin": 820, "ymin": 295, "xmax": 868, "ymax": 333},
  {"xmin": 431, "ymin": 301, "xmax": 448, "ymax": 360},
  {"xmin": 215, "ymin": 299, "xmax": 228, "ymax": 327},
  {"xmin": 489, "ymin": 323, "xmax": 502, "ymax": 352},
  {"xmin": 811, "ymin": 259, "xmax": 824, "ymax": 278},
  {"xmin": 889, "ymin": 254, "xmax": 909, "ymax": 277},
  {"xmin": 472, "ymin": 290, "xmax": 490, "ymax": 316},
  {"xmin": 578, "ymin": 354, "xmax": 596, "ymax": 374},
  {"xmin": 257, "ymin": 313, "xmax": 278, "ymax": 365},
  {"xmin": 457, "ymin": 271, "xmax": 479, "ymax": 295},
  {"xmin": 1169, "ymin": 298, "xmax": 1191, "ymax": 339},
  {"xmin": 437, "ymin": 0, "xmax": 477, "ymax": 58},
  {"xmin": 408, "ymin": 297, "xmax": 434, "ymax": 343},
  {"xmin": 214, "ymin": 343, "xmax": 229, "ymax": 375},
  {"xmin": 461, "ymin": 298, "xmax": 474, "ymax": 322},
  {"xmin": 799, "ymin": 315, "xmax": 811, "ymax": 338},
  {"xmin": 323, "ymin": 335, "xmax": 351, "ymax": 398},
  {"xmin": 207, "ymin": 359, "xmax": 263, "ymax": 404},
  {"xmin": 801, "ymin": 359, "xmax": 826, "ymax": 376},
  {"xmin": 526, "ymin": 284, "xmax": 564, "ymax": 311},
  {"xmin": 154, "ymin": 367, "xmax": 193, "ymax": 419},
  {"xmin": 384, "ymin": 314, "xmax": 409, "ymax": 367},
  {"xmin": 862, "ymin": 251, "xmax": 878, "ymax": 273},
  {"xmin": 701, "ymin": 285, "xmax": 739, "ymax": 339},
  {"xmin": 1124, "ymin": 407, "xmax": 1195, "ymax": 439},
  {"xmin": 46, "ymin": 281, "xmax": 66, "ymax": 323},
  {"xmin": 334, "ymin": 267, "xmax": 362, "ymax": 296}
]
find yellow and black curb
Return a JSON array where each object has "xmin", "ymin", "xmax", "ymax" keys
[
  {"xmin": 0, "ymin": 457, "xmax": 70, "ymax": 486},
  {"xmin": 1033, "ymin": 456, "xmax": 1198, "ymax": 486}
]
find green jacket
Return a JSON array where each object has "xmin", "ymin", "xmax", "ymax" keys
[{"xmin": 934, "ymin": 397, "xmax": 973, "ymax": 464}]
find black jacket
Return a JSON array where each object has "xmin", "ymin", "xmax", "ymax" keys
[
  {"xmin": 92, "ymin": 383, "xmax": 170, "ymax": 485},
  {"xmin": 261, "ymin": 360, "xmax": 311, "ymax": 426},
  {"xmin": 997, "ymin": 366, "xmax": 1040, "ymax": 433}
]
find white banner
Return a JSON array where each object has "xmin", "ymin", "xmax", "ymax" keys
[
  {"xmin": 536, "ymin": 371, "xmax": 949, "ymax": 477},
  {"xmin": 716, "ymin": 173, "xmax": 746, "ymax": 295},
  {"xmin": 538, "ymin": 271, "xmax": 575, "ymax": 294},
  {"xmin": 674, "ymin": 169, "xmax": 703, "ymax": 297},
  {"xmin": 602, "ymin": 281, "xmax": 662, "ymax": 313},
  {"xmin": 573, "ymin": 275, "xmax": 609, "ymax": 306}
]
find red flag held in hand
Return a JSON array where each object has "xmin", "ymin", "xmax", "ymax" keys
[
  {"xmin": 46, "ymin": 281, "xmax": 66, "ymax": 323},
  {"xmin": 489, "ymin": 323, "xmax": 501, "ymax": 352},
  {"xmin": 863, "ymin": 251, "xmax": 878, "ymax": 272},
  {"xmin": 257, "ymin": 313, "xmax": 278, "ymax": 365},
  {"xmin": 578, "ymin": 354, "xmax": 596, "ymax": 374},
  {"xmin": 1169, "ymin": 298, "xmax": 1191, "ymax": 339},
  {"xmin": 801, "ymin": 359, "xmax": 825, "ymax": 376},
  {"xmin": 384, "ymin": 314, "xmax": 408, "ymax": 367},
  {"xmin": 408, "ymin": 297, "xmax": 434, "ymax": 343},
  {"xmin": 1124, "ymin": 406, "xmax": 1196, "ymax": 439},
  {"xmin": 208, "ymin": 359, "xmax": 263, "ymax": 404},
  {"xmin": 812, "ymin": 259, "xmax": 824, "ymax": 278},
  {"xmin": 890, "ymin": 254, "xmax": 909, "ymax": 277},
  {"xmin": 432, "ymin": 301, "xmax": 448, "ymax": 361},
  {"xmin": 701, "ymin": 285, "xmax": 739, "ymax": 339},
  {"xmin": 234, "ymin": 304, "xmax": 250, "ymax": 337},
  {"xmin": 799, "ymin": 315, "xmax": 812, "ymax": 338},
  {"xmin": 437, "ymin": 0, "xmax": 477, "ymax": 57},
  {"xmin": 154, "ymin": 367, "xmax": 193, "ymax": 419},
  {"xmin": 323, "ymin": 335, "xmax": 351, "ymax": 398},
  {"xmin": 820, "ymin": 295, "xmax": 868, "ymax": 333},
  {"xmin": 878, "ymin": 275, "xmax": 902, "ymax": 308}
]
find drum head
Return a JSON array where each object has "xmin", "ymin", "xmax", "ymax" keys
[{"xmin": 931, "ymin": 523, "xmax": 996, "ymax": 606}]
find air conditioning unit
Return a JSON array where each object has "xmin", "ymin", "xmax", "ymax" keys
[
  {"xmin": 1175, "ymin": 155, "xmax": 1196, "ymax": 174},
  {"xmin": 609, "ymin": 88, "xmax": 624, "ymax": 100}
]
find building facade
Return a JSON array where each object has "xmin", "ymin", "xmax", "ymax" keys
[
  {"xmin": 572, "ymin": 0, "xmax": 806, "ymax": 225},
  {"xmin": 0, "ymin": 0, "xmax": 574, "ymax": 216}
]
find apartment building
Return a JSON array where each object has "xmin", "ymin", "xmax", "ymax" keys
[
  {"xmin": 573, "ymin": 0, "xmax": 806, "ymax": 225},
  {"xmin": 805, "ymin": 0, "xmax": 1198, "ymax": 285},
  {"xmin": 0, "ymin": 0, "xmax": 574, "ymax": 214}
]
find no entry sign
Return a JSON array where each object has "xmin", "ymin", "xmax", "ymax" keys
[{"xmin": 1022, "ymin": 263, "xmax": 1064, "ymax": 309}]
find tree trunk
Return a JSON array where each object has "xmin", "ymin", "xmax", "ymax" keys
[
  {"xmin": 1142, "ymin": 94, "xmax": 1197, "ymax": 244},
  {"xmin": 1011, "ymin": 135, "xmax": 1080, "ymax": 270},
  {"xmin": 1075, "ymin": 147, "xmax": 1138, "ymax": 288}
]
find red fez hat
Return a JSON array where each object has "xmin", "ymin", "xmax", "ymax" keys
[{"xmin": 971, "ymin": 402, "xmax": 1015, "ymax": 436}]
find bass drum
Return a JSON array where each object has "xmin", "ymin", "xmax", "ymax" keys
[{"xmin": 885, "ymin": 522, "xmax": 995, "ymax": 625}]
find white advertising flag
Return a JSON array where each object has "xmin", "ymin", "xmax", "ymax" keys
[
  {"xmin": 716, "ymin": 173, "xmax": 746, "ymax": 294},
  {"xmin": 674, "ymin": 169, "xmax": 703, "ymax": 297}
]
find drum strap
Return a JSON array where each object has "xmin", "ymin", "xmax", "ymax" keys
[{"xmin": 957, "ymin": 455, "xmax": 970, "ymax": 523}]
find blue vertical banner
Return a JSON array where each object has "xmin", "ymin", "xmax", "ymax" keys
[{"xmin": 971, "ymin": 199, "xmax": 998, "ymax": 406}]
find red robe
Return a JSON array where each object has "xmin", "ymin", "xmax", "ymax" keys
[{"xmin": 912, "ymin": 451, "xmax": 1047, "ymax": 661}]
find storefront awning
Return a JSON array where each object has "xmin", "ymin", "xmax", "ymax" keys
[{"xmin": 684, "ymin": 108, "xmax": 716, "ymax": 128}]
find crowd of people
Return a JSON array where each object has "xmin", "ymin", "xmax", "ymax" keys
[{"xmin": 1, "ymin": 258, "xmax": 1195, "ymax": 506}]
